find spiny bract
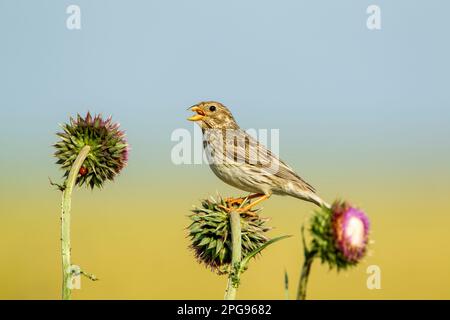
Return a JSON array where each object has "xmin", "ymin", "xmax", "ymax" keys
[
  {"xmin": 188, "ymin": 197, "xmax": 271, "ymax": 274},
  {"xmin": 54, "ymin": 112, "xmax": 129, "ymax": 189}
]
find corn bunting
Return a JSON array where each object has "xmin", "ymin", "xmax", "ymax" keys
[{"xmin": 188, "ymin": 101, "xmax": 328, "ymax": 212}]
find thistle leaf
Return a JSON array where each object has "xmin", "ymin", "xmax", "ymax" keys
[{"xmin": 240, "ymin": 235, "xmax": 291, "ymax": 271}]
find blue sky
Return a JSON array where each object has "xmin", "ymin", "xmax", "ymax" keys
[{"xmin": 0, "ymin": 0, "xmax": 449, "ymax": 181}]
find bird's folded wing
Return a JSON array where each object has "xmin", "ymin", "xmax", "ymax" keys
[{"xmin": 220, "ymin": 129, "xmax": 316, "ymax": 193}]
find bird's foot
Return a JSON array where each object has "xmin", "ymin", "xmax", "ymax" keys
[
  {"xmin": 225, "ymin": 193, "xmax": 265, "ymax": 209},
  {"xmin": 218, "ymin": 204, "xmax": 258, "ymax": 217},
  {"xmin": 237, "ymin": 194, "xmax": 271, "ymax": 213},
  {"xmin": 225, "ymin": 197, "xmax": 245, "ymax": 208},
  {"xmin": 218, "ymin": 204, "xmax": 231, "ymax": 213},
  {"xmin": 236, "ymin": 208, "xmax": 258, "ymax": 217}
]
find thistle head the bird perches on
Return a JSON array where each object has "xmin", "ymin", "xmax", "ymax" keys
[
  {"xmin": 53, "ymin": 112, "xmax": 129, "ymax": 189},
  {"xmin": 187, "ymin": 196, "xmax": 290, "ymax": 275}
]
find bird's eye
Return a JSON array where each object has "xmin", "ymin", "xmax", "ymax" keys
[{"xmin": 209, "ymin": 106, "xmax": 216, "ymax": 112}]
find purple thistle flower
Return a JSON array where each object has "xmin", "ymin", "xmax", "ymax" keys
[
  {"xmin": 332, "ymin": 202, "xmax": 370, "ymax": 263},
  {"xmin": 309, "ymin": 200, "xmax": 371, "ymax": 270}
]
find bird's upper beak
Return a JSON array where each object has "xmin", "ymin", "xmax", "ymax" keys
[{"xmin": 187, "ymin": 106, "xmax": 206, "ymax": 121}]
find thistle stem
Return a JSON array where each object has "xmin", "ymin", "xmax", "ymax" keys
[
  {"xmin": 224, "ymin": 211, "xmax": 242, "ymax": 300},
  {"xmin": 296, "ymin": 249, "xmax": 316, "ymax": 300},
  {"xmin": 284, "ymin": 270, "xmax": 289, "ymax": 300},
  {"xmin": 61, "ymin": 145, "xmax": 90, "ymax": 300}
]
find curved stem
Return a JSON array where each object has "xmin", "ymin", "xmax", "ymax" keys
[
  {"xmin": 61, "ymin": 145, "xmax": 90, "ymax": 300},
  {"xmin": 296, "ymin": 250, "xmax": 316, "ymax": 300},
  {"xmin": 224, "ymin": 211, "xmax": 241, "ymax": 300}
]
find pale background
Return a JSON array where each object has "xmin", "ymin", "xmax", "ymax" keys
[{"xmin": 1, "ymin": 0, "xmax": 449, "ymax": 299}]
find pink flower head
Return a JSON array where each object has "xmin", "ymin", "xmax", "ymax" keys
[{"xmin": 332, "ymin": 202, "xmax": 370, "ymax": 263}]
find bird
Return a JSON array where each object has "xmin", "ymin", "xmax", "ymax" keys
[{"xmin": 187, "ymin": 101, "xmax": 329, "ymax": 213}]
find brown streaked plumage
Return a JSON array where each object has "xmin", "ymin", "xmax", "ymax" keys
[{"xmin": 188, "ymin": 101, "xmax": 328, "ymax": 212}]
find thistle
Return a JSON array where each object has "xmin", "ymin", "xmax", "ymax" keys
[
  {"xmin": 297, "ymin": 200, "xmax": 370, "ymax": 300},
  {"xmin": 310, "ymin": 200, "xmax": 370, "ymax": 269},
  {"xmin": 52, "ymin": 112, "xmax": 129, "ymax": 300},
  {"xmin": 54, "ymin": 112, "xmax": 128, "ymax": 189},
  {"xmin": 188, "ymin": 196, "xmax": 290, "ymax": 299}
]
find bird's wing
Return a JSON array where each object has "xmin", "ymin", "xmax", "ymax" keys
[{"xmin": 220, "ymin": 129, "xmax": 316, "ymax": 193}]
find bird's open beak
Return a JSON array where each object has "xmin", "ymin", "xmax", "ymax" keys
[{"xmin": 187, "ymin": 106, "xmax": 205, "ymax": 121}]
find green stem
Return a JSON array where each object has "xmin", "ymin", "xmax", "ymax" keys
[
  {"xmin": 224, "ymin": 211, "xmax": 242, "ymax": 300},
  {"xmin": 61, "ymin": 145, "xmax": 90, "ymax": 300},
  {"xmin": 284, "ymin": 270, "xmax": 289, "ymax": 300},
  {"xmin": 296, "ymin": 250, "xmax": 316, "ymax": 300}
]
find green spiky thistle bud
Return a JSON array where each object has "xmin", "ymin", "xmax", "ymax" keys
[
  {"xmin": 54, "ymin": 112, "xmax": 129, "ymax": 189},
  {"xmin": 188, "ymin": 197, "xmax": 271, "ymax": 274},
  {"xmin": 53, "ymin": 112, "xmax": 128, "ymax": 300}
]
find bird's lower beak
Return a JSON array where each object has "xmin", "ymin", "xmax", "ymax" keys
[{"xmin": 187, "ymin": 106, "xmax": 205, "ymax": 121}]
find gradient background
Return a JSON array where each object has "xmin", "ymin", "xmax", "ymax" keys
[{"xmin": 1, "ymin": 0, "xmax": 450, "ymax": 299}]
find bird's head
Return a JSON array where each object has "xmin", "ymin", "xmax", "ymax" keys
[{"xmin": 187, "ymin": 101, "xmax": 239, "ymax": 129}]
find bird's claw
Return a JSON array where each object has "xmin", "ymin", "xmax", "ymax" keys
[
  {"xmin": 236, "ymin": 208, "xmax": 258, "ymax": 217},
  {"xmin": 218, "ymin": 204, "xmax": 232, "ymax": 213},
  {"xmin": 218, "ymin": 204, "xmax": 258, "ymax": 217},
  {"xmin": 225, "ymin": 197, "xmax": 245, "ymax": 208}
]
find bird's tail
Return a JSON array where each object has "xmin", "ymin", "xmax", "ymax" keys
[
  {"xmin": 290, "ymin": 191, "xmax": 330, "ymax": 209},
  {"xmin": 307, "ymin": 193, "xmax": 331, "ymax": 209}
]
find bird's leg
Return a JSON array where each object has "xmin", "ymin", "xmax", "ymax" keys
[
  {"xmin": 237, "ymin": 194, "xmax": 271, "ymax": 214},
  {"xmin": 225, "ymin": 193, "xmax": 264, "ymax": 208}
]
